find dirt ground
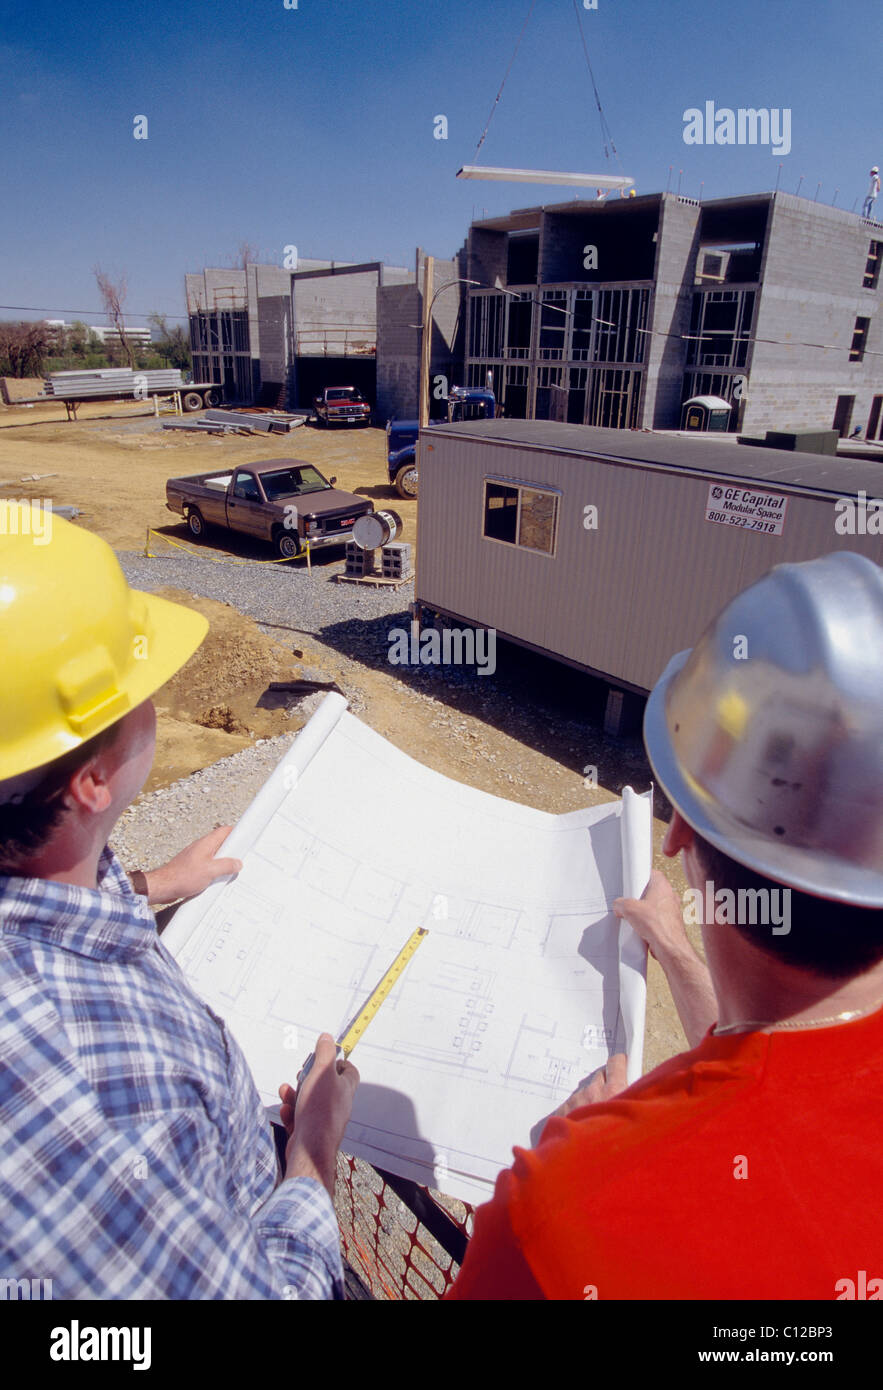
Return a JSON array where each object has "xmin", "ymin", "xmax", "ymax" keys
[
  {"xmin": 0, "ymin": 396, "xmax": 405, "ymax": 550},
  {"xmin": 0, "ymin": 398, "xmax": 698, "ymax": 1070}
]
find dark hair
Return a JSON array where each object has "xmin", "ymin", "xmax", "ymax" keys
[
  {"xmin": 693, "ymin": 832, "xmax": 883, "ymax": 980},
  {"xmin": 0, "ymin": 723, "xmax": 123, "ymax": 875}
]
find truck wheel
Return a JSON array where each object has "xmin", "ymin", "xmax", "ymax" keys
[
  {"xmin": 202, "ymin": 389, "xmax": 220, "ymax": 408},
  {"xmin": 187, "ymin": 508, "xmax": 206, "ymax": 539},
  {"xmin": 275, "ymin": 529, "xmax": 302, "ymax": 559},
  {"xmin": 395, "ymin": 463, "xmax": 419, "ymax": 499},
  {"xmin": 183, "ymin": 391, "xmax": 204, "ymax": 412}
]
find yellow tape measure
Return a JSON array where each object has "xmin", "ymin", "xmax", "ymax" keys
[{"xmin": 339, "ymin": 926, "xmax": 429, "ymax": 1057}]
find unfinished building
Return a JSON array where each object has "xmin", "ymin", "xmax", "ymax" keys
[
  {"xmin": 375, "ymin": 246, "xmax": 468, "ymax": 423},
  {"xmin": 185, "ymin": 258, "xmax": 412, "ymax": 409},
  {"xmin": 463, "ymin": 192, "xmax": 883, "ymax": 438}
]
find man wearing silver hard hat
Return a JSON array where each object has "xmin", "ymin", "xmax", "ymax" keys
[{"xmin": 449, "ymin": 551, "xmax": 883, "ymax": 1300}]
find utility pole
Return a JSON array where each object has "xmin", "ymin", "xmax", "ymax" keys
[{"xmin": 419, "ymin": 255, "xmax": 434, "ymax": 429}]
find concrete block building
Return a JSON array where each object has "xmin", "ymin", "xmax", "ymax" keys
[
  {"xmin": 462, "ymin": 192, "xmax": 883, "ymax": 438},
  {"xmin": 185, "ymin": 258, "xmax": 413, "ymax": 409},
  {"xmin": 375, "ymin": 246, "xmax": 468, "ymax": 423}
]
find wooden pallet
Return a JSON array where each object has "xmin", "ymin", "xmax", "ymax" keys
[{"xmin": 335, "ymin": 572, "xmax": 412, "ymax": 589}]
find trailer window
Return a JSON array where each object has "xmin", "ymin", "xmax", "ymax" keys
[
  {"xmin": 483, "ymin": 481, "xmax": 558, "ymax": 555},
  {"xmin": 518, "ymin": 488, "xmax": 557, "ymax": 553},
  {"xmin": 484, "ymin": 484, "xmax": 519, "ymax": 543}
]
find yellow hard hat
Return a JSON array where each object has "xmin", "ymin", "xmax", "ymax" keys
[{"xmin": 0, "ymin": 505, "xmax": 208, "ymax": 788}]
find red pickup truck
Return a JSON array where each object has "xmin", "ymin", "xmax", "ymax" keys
[
  {"xmin": 166, "ymin": 459, "xmax": 373, "ymax": 558},
  {"xmin": 313, "ymin": 386, "xmax": 371, "ymax": 427}
]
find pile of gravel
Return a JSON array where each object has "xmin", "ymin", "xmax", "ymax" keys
[
  {"xmin": 118, "ymin": 551, "xmax": 413, "ymax": 639},
  {"xmin": 110, "ymin": 728, "xmax": 303, "ymax": 872},
  {"xmin": 118, "ymin": 548, "xmax": 496, "ymax": 705}
]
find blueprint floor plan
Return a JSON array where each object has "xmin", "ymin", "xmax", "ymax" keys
[{"xmin": 164, "ymin": 693, "xmax": 651, "ymax": 1203}]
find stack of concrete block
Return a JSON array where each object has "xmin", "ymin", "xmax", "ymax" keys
[
  {"xmin": 381, "ymin": 542, "xmax": 412, "ymax": 579},
  {"xmin": 345, "ymin": 542, "xmax": 375, "ymax": 578}
]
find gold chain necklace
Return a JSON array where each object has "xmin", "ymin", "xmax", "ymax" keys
[{"xmin": 713, "ymin": 997, "xmax": 883, "ymax": 1036}]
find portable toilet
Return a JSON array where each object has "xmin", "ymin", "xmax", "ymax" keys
[{"xmin": 681, "ymin": 395, "xmax": 732, "ymax": 432}]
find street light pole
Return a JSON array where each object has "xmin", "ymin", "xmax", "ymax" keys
[
  {"xmin": 419, "ymin": 256, "xmax": 434, "ymax": 430},
  {"xmin": 417, "ymin": 273, "xmax": 483, "ymax": 428}
]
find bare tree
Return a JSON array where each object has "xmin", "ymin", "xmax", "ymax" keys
[{"xmin": 93, "ymin": 266, "xmax": 135, "ymax": 369}]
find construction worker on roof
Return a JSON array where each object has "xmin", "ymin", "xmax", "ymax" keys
[
  {"xmin": 0, "ymin": 506, "xmax": 358, "ymax": 1298},
  {"xmin": 448, "ymin": 551, "xmax": 883, "ymax": 1300},
  {"xmin": 863, "ymin": 166, "xmax": 880, "ymax": 218}
]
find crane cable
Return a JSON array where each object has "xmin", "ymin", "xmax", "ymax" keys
[
  {"xmin": 471, "ymin": 0, "xmax": 626, "ymax": 178},
  {"xmin": 472, "ymin": 0, "xmax": 538, "ymax": 161},
  {"xmin": 571, "ymin": 0, "xmax": 625, "ymax": 173}
]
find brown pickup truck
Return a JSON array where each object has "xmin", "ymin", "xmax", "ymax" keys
[{"xmin": 166, "ymin": 458, "xmax": 373, "ymax": 558}]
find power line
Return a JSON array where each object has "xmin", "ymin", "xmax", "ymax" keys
[
  {"xmin": 0, "ymin": 305, "xmax": 188, "ymax": 322},
  {"xmin": 637, "ymin": 324, "xmax": 883, "ymax": 358}
]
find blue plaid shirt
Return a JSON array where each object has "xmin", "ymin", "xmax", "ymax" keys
[{"xmin": 0, "ymin": 848, "xmax": 343, "ymax": 1299}]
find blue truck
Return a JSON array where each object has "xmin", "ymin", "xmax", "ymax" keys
[{"xmin": 386, "ymin": 386, "xmax": 496, "ymax": 498}]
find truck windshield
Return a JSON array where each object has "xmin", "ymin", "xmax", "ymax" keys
[
  {"xmin": 327, "ymin": 389, "xmax": 361, "ymax": 401},
  {"xmin": 261, "ymin": 467, "xmax": 331, "ymax": 499}
]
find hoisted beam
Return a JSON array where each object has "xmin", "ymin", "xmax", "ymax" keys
[{"xmin": 456, "ymin": 166, "xmax": 634, "ymax": 188}]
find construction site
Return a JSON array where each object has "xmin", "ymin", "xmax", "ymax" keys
[
  {"xmin": 3, "ymin": 0, "xmax": 883, "ymax": 1326},
  {"xmin": 0, "ymin": 389, "xmax": 699, "ymax": 1296},
  {"xmin": 3, "ymin": 194, "xmax": 883, "ymax": 1288}
]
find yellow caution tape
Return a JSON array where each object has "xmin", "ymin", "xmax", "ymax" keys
[{"xmin": 144, "ymin": 528, "xmax": 311, "ymax": 568}]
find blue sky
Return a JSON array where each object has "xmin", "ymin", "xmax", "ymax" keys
[{"xmin": 1, "ymin": 0, "xmax": 880, "ymax": 326}]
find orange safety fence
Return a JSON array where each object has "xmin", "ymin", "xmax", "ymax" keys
[{"xmin": 334, "ymin": 1152, "xmax": 474, "ymax": 1300}]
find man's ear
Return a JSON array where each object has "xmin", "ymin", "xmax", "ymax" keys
[
  {"xmin": 662, "ymin": 809, "xmax": 695, "ymax": 858},
  {"xmin": 65, "ymin": 753, "xmax": 114, "ymax": 816}
]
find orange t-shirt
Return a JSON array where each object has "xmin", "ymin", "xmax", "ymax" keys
[{"xmin": 446, "ymin": 1006, "xmax": 883, "ymax": 1300}]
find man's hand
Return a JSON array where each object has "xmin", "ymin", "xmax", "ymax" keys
[
  {"xmin": 613, "ymin": 868, "xmax": 691, "ymax": 962},
  {"xmin": 279, "ymin": 1033, "xmax": 359, "ymax": 1197},
  {"xmin": 614, "ymin": 868, "xmax": 719, "ymax": 1048},
  {"xmin": 556, "ymin": 1053, "xmax": 629, "ymax": 1115},
  {"xmin": 142, "ymin": 827, "xmax": 243, "ymax": 906},
  {"xmin": 533, "ymin": 1054, "xmax": 629, "ymax": 1145}
]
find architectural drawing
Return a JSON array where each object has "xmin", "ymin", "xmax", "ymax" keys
[{"xmin": 165, "ymin": 694, "xmax": 650, "ymax": 1203}]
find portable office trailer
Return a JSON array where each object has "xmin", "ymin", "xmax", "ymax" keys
[{"xmin": 415, "ymin": 419, "xmax": 883, "ymax": 726}]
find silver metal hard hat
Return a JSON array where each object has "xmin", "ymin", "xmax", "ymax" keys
[{"xmin": 644, "ymin": 552, "xmax": 883, "ymax": 906}]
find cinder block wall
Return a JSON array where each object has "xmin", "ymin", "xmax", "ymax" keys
[
  {"xmin": 376, "ymin": 281, "xmax": 419, "ymax": 421},
  {"xmin": 251, "ymin": 265, "xmax": 294, "ymax": 405},
  {"xmin": 646, "ymin": 196, "xmax": 701, "ymax": 428},
  {"xmin": 419, "ymin": 250, "xmax": 466, "ymax": 398},
  {"xmin": 467, "ymin": 227, "xmax": 508, "ymax": 286},
  {"xmin": 292, "ymin": 264, "xmax": 383, "ymax": 356},
  {"xmin": 744, "ymin": 194, "xmax": 883, "ymax": 435}
]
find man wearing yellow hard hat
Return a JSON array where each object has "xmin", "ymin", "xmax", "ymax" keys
[
  {"xmin": 0, "ymin": 506, "xmax": 358, "ymax": 1298},
  {"xmin": 448, "ymin": 551, "xmax": 883, "ymax": 1300}
]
